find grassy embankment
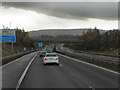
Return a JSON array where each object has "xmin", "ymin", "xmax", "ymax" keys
[
  {"xmin": 84, "ymin": 49, "xmax": 118, "ymax": 56},
  {"xmin": 2, "ymin": 42, "xmax": 42, "ymax": 57},
  {"xmin": 2, "ymin": 43, "xmax": 30, "ymax": 57}
]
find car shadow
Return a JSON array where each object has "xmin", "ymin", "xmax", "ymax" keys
[{"xmin": 43, "ymin": 63, "xmax": 59, "ymax": 66}]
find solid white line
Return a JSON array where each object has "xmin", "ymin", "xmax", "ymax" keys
[
  {"xmin": 1, "ymin": 54, "xmax": 28, "ymax": 68},
  {"xmin": 1, "ymin": 52, "xmax": 37, "ymax": 68},
  {"xmin": 57, "ymin": 53, "xmax": 119, "ymax": 75},
  {"xmin": 15, "ymin": 53, "xmax": 37, "ymax": 90}
]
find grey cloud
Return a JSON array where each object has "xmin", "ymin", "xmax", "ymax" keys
[{"xmin": 2, "ymin": 2, "xmax": 118, "ymax": 20}]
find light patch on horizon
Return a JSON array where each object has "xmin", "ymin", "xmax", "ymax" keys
[{"xmin": 0, "ymin": 7, "xmax": 118, "ymax": 31}]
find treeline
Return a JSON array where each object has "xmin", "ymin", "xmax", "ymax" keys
[
  {"xmin": 33, "ymin": 34, "xmax": 79, "ymax": 42},
  {"xmin": 2, "ymin": 27, "xmax": 36, "ymax": 55},
  {"xmin": 15, "ymin": 28, "xmax": 33, "ymax": 48},
  {"xmin": 69, "ymin": 27, "xmax": 119, "ymax": 52}
]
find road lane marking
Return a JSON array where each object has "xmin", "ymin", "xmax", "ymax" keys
[
  {"xmin": 1, "ymin": 56, "xmax": 25, "ymax": 68},
  {"xmin": 1, "ymin": 53, "xmax": 32, "ymax": 68},
  {"xmin": 89, "ymin": 86, "xmax": 96, "ymax": 90},
  {"xmin": 1, "ymin": 52, "xmax": 38, "ymax": 68},
  {"xmin": 59, "ymin": 64, "xmax": 63, "ymax": 66},
  {"xmin": 57, "ymin": 53, "xmax": 119, "ymax": 75},
  {"xmin": 15, "ymin": 53, "xmax": 37, "ymax": 90}
]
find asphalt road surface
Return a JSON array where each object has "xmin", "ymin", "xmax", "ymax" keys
[{"xmin": 19, "ymin": 52, "xmax": 118, "ymax": 88}]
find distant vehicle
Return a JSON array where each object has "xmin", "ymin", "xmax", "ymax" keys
[
  {"xmin": 40, "ymin": 51, "xmax": 47, "ymax": 57},
  {"xmin": 43, "ymin": 53, "xmax": 59, "ymax": 65}
]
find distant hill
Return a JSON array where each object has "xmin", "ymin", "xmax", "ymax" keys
[{"xmin": 28, "ymin": 29, "xmax": 106, "ymax": 40}]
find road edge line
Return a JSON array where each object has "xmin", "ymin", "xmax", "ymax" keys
[
  {"xmin": 1, "ymin": 52, "xmax": 37, "ymax": 68},
  {"xmin": 15, "ymin": 53, "xmax": 37, "ymax": 90},
  {"xmin": 1, "ymin": 55, "xmax": 27, "ymax": 68},
  {"xmin": 57, "ymin": 53, "xmax": 119, "ymax": 75}
]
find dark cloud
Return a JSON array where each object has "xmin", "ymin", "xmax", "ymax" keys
[{"xmin": 2, "ymin": 2, "xmax": 118, "ymax": 20}]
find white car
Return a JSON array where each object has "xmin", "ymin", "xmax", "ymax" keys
[{"xmin": 43, "ymin": 53, "xmax": 59, "ymax": 64}]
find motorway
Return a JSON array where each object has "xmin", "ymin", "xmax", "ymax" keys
[{"xmin": 19, "ymin": 52, "xmax": 118, "ymax": 88}]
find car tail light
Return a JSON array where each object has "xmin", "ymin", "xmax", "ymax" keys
[
  {"xmin": 45, "ymin": 58, "xmax": 47, "ymax": 61},
  {"xmin": 56, "ymin": 58, "xmax": 58, "ymax": 60}
]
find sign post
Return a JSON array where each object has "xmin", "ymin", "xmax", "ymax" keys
[
  {"xmin": 38, "ymin": 42, "xmax": 42, "ymax": 47},
  {"xmin": 12, "ymin": 42, "xmax": 13, "ymax": 52},
  {"xmin": 24, "ymin": 47, "xmax": 26, "ymax": 51},
  {"xmin": 4, "ymin": 43, "xmax": 6, "ymax": 50},
  {"xmin": 0, "ymin": 29, "xmax": 16, "ymax": 52},
  {"xmin": 31, "ymin": 47, "xmax": 33, "ymax": 50}
]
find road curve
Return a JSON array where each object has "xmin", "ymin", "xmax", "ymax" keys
[{"xmin": 19, "ymin": 52, "xmax": 118, "ymax": 89}]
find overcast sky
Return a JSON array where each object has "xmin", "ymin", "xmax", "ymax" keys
[{"xmin": 0, "ymin": 2, "xmax": 118, "ymax": 31}]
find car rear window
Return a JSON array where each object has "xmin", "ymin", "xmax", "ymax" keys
[
  {"xmin": 46, "ymin": 54, "xmax": 57, "ymax": 57},
  {"xmin": 42, "ymin": 52, "xmax": 46, "ymax": 54}
]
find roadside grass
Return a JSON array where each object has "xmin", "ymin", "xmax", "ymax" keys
[
  {"xmin": 2, "ymin": 43, "xmax": 43, "ymax": 57},
  {"xmin": 85, "ymin": 49, "xmax": 118, "ymax": 56},
  {"xmin": 2, "ymin": 44, "xmax": 31, "ymax": 57}
]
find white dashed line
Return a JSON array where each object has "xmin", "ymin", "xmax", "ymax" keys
[
  {"xmin": 59, "ymin": 64, "xmax": 63, "ymax": 66},
  {"xmin": 89, "ymin": 85, "xmax": 96, "ymax": 90}
]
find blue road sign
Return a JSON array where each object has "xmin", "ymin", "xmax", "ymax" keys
[
  {"xmin": 38, "ymin": 42, "xmax": 42, "ymax": 47},
  {"xmin": 24, "ymin": 47, "xmax": 26, "ymax": 51},
  {"xmin": 0, "ymin": 29, "xmax": 16, "ymax": 42},
  {"xmin": 31, "ymin": 47, "xmax": 34, "ymax": 50}
]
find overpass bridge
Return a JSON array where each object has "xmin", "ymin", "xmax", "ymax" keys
[
  {"xmin": 32, "ymin": 38, "xmax": 85, "ymax": 43},
  {"xmin": 36, "ymin": 40, "xmax": 85, "ymax": 43}
]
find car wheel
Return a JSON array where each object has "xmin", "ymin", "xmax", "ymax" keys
[
  {"xmin": 56, "ymin": 63, "xmax": 59, "ymax": 65},
  {"xmin": 43, "ymin": 63, "xmax": 46, "ymax": 65}
]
